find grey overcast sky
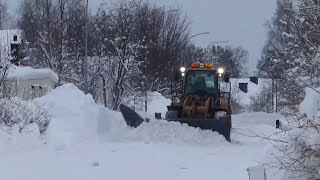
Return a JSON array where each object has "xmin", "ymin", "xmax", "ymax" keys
[{"xmin": 6, "ymin": 0, "xmax": 276, "ymax": 74}]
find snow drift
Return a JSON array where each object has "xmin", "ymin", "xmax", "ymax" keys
[
  {"xmin": 31, "ymin": 83, "xmax": 229, "ymax": 148},
  {"xmin": 265, "ymin": 87, "xmax": 320, "ymax": 180},
  {"xmin": 34, "ymin": 83, "xmax": 123, "ymax": 148},
  {"xmin": 299, "ymin": 87, "xmax": 320, "ymax": 118},
  {"xmin": 0, "ymin": 83, "xmax": 288, "ymax": 180}
]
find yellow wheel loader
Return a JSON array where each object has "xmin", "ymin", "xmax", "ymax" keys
[
  {"xmin": 119, "ymin": 63, "xmax": 232, "ymax": 142},
  {"xmin": 164, "ymin": 63, "xmax": 232, "ymax": 141}
]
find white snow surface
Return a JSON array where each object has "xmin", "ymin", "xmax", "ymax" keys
[
  {"xmin": 125, "ymin": 91, "xmax": 171, "ymax": 120},
  {"xmin": 299, "ymin": 87, "xmax": 320, "ymax": 118},
  {"xmin": 0, "ymin": 83, "xmax": 285, "ymax": 180},
  {"xmin": 294, "ymin": 87, "xmax": 320, "ymax": 151},
  {"xmin": 6, "ymin": 65, "xmax": 59, "ymax": 83}
]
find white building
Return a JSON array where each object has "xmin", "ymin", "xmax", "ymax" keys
[
  {"xmin": 0, "ymin": 29, "xmax": 24, "ymax": 64},
  {"xmin": 3, "ymin": 66, "xmax": 59, "ymax": 100}
]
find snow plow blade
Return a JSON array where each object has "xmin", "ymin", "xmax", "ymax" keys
[
  {"xmin": 166, "ymin": 118, "xmax": 231, "ymax": 142},
  {"xmin": 119, "ymin": 104, "xmax": 231, "ymax": 142},
  {"xmin": 119, "ymin": 104, "xmax": 145, "ymax": 128}
]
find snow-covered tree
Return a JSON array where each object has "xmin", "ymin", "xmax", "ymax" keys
[
  {"xmin": 18, "ymin": 0, "xmax": 89, "ymax": 84},
  {"xmin": 266, "ymin": 89, "xmax": 320, "ymax": 180},
  {"xmin": 17, "ymin": 0, "xmax": 194, "ymax": 108},
  {"xmin": 259, "ymin": 1, "xmax": 320, "ymax": 179},
  {"xmin": 0, "ymin": 56, "xmax": 9, "ymax": 97},
  {"xmin": 91, "ymin": 1, "xmax": 145, "ymax": 110},
  {"xmin": 0, "ymin": 1, "xmax": 8, "ymax": 29},
  {"xmin": 194, "ymin": 45, "xmax": 249, "ymax": 78},
  {"xmin": 258, "ymin": 0, "xmax": 320, "ymax": 111}
]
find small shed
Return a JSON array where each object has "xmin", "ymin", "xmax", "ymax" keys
[{"xmin": 3, "ymin": 66, "xmax": 59, "ymax": 100}]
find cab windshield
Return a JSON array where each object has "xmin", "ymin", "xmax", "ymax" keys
[{"xmin": 185, "ymin": 70, "xmax": 218, "ymax": 96}]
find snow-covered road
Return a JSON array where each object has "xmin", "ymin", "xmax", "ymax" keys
[{"xmin": 0, "ymin": 84, "xmax": 285, "ymax": 180}]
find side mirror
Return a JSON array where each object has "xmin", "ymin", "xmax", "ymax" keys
[
  {"xmin": 224, "ymin": 72, "xmax": 230, "ymax": 82},
  {"xmin": 174, "ymin": 73, "xmax": 180, "ymax": 82}
]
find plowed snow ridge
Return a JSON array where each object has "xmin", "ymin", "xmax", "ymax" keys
[{"xmin": 35, "ymin": 84, "xmax": 229, "ymax": 147}]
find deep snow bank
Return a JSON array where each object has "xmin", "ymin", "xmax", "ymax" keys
[
  {"xmin": 0, "ymin": 123, "xmax": 42, "ymax": 152},
  {"xmin": 106, "ymin": 120, "xmax": 228, "ymax": 146},
  {"xmin": 33, "ymin": 83, "xmax": 228, "ymax": 148},
  {"xmin": 299, "ymin": 87, "xmax": 320, "ymax": 118},
  {"xmin": 34, "ymin": 83, "xmax": 124, "ymax": 148},
  {"xmin": 262, "ymin": 87, "xmax": 320, "ymax": 180}
]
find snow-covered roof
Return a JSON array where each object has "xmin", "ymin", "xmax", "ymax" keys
[
  {"xmin": 232, "ymin": 78, "xmax": 272, "ymax": 106},
  {"xmin": 6, "ymin": 66, "xmax": 59, "ymax": 84},
  {"xmin": 219, "ymin": 78, "xmax": 272, "ymax": 109},
  {"xmin": 0, "ymin": 29, "xmax": 23, "ymax": 59}
]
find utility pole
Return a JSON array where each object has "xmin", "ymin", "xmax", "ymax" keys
[
  {"xmin": 271, "ymin": 77, "xmax": 274, "ymax": 112},
  {"xmin": 84, "ymin": 0, "xmax": 89, "ymax": 94},
  {"xmin": 275, "ymin": 78, "xmax": 278, "ymax": 113}
]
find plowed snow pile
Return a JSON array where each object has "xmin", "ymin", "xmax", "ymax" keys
[
  {"xmin": 0, "ymin": 83, "xmax": 286, "ymax": 180},
  {"xmin": 107, "ymin": 121, "xmax": 227, "ymax": 145},
  {"xmin": 34, "ymin": 83, "xmax": 227, "ymax": 147}
]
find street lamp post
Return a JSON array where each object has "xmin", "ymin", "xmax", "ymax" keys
[
  {"xmin": 205, "ymin": 40, "xmax": 229, "ymax": 65},
  {"xmin": 166, "ymin": 9, "xmax": 179, "ymax": 14},
  {"xmin": 182, "ymin": 32, "xmax": 211, "ymax": 66},
  {"xmin": 187, "ymin": 32, "xmax": 211, "ymax": 41},
  {"xmin": 207, "ymin": 40, "xmax": 229, "ymax": 49},
  {"xmin": 84, "ymin": 0, "xmax": 89, "ymax": 94}
]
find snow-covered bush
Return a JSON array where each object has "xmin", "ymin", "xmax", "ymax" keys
[
  {"xmin": 258, "ymin": 0, "xmax": 320, "ymax": 112},
  {"xmin": 271, "ymin": 114, "xmax": 320, "ymax": 180},
  {"xmin": 0, "ymin": 97, "xmax": 50, "ymax": 133},
  {"xmin": 0, "ymin": 57, "xmax": 9, "ymax": 97},
  {"xmin": 267, "ymin": 88, "xmax": 320, "ymax": 180}
]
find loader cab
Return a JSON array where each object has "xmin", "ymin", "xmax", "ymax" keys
[{"xmin": 184, "ymin": 70, "xmax": 219, "ymax": 97}]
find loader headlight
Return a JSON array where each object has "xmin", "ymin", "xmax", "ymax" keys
[
  {"xmin": 180, "ymin": 67, "xmax": 186, "ymax": 73},
  {"xmin": 218, "ymin": 68, "xmax": 224, "ymax": 74}
]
